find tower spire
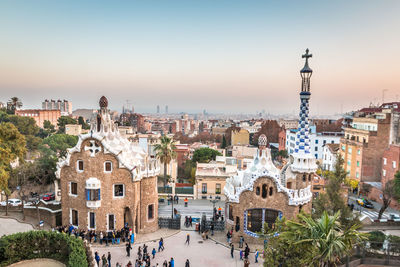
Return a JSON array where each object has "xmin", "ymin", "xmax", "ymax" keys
[{"xmin": 291, "ymin": 49, "xmax": 317, "ymax": 173}]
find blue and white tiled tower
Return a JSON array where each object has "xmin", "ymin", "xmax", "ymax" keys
[{"xmin": 291, "ymin": 49, "xmax": 318, "ymax": 173}]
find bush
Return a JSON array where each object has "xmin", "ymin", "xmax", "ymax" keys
[
  {"xmin": 368, "ymin": 231, "xmax": 385, "ymax": 250},
  {"xmin": 0, "ymin": 230, "xmax": 88, "ymax": 267}
]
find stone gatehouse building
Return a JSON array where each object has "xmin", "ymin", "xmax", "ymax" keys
[
  {"xmin": 224, "ymin": 50, "xmax": 317, "ymax": 243},
  {"xmin": 55, "ymin": 96, "xmax": 160, "ymax": 234}
]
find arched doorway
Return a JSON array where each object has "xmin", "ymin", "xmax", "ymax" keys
[{"xmin": 124, "ymin": 207, "xmax": 133, "ymax": 229}]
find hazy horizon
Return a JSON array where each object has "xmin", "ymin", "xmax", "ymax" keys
[{"xmin": 1, "ymin": 0, "xmax": 399, "ymax": 115}]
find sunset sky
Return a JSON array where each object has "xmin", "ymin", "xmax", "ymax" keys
[{"xmin": 0, "ymin": 0, "xmax": 399, "ymax": 115}]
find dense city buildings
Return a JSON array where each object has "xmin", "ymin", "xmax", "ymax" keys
[{"xmin": 55, "ymin": 96, "xmax": 160, "ymax": 234}]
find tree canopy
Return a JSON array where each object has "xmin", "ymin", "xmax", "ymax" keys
[
  {"xmin": 192, "ymin": 147, "xmax": 222, "ymax": 163},
  {"xmin": 43, "ymin": 134, "xmax": 78, "ymax": 157},
  {"xmin": 57, "ymin": 116, "xmax": 77, "ymax": 133}
]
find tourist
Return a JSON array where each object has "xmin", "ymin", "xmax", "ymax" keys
[
  {"xmin": 226, "ymin": 231, "xmax": 231, "ymax": 243},
  {"xmin": 230, "ymin": 244, "xmax": 234, "ymax": 258},
  {"xmin": 239, "ymin": 235, "xmax": 244, "ymax": 248},
  {"xmin": 240, "ymin": 249, "xmax": 243, "ymax": 260},
  {"xmin": 170, "ymin": 257, "xmax": 175, "ymax": 267},
  {"xmin": 116, "ymin": 262, "xmax": 122, "ymax": 267},
  {"xmin": 210, "ymin": 222, "xmax": 214, "ymax": 236},
  {"xmin": 218, "ymin": 206, "xmax": 222, "ymax": 217},
  {"xmin": 158, "ymin": 238, "xmax": 164, "ymax": 251},
  {"xmin": 244, "ymin": 243, "xmax": 250, "ymax": 259},
  {"xmin": 184, "ymin": 197, "xmax": 188, "ymax": 207},
  {"xmin": 185, "ymin": 233, "xmax": 190, "ymax": 245},
  {"xmin": 126, "ymin": 261, "xmax": 133, "ymax": 267},
  {"xmin": 102, "ymin": 254, "xmax": 107, "ymax": 266},
  {"xmin": 162, "ymin": 260, "xmax": 168, "ymax": 267},
  {"xmin": 185, "ymin": 259, "xmax": 190, "ymax": 267},
  {"xmin": 189, "ymin": 216, "xmax": 192, "ymax": 227},
  {"xmin": 95, "ymin": 251, "xmax": 100, "ymax": 266},
  {"xmin": 126, "ymin": 242, "xmax": 132, "ymax": 257},
  {"xmin": 255, "ymin": 249, "xmax": 259, "ymax": 263},
  {"xmin": 151, "ymin": 247, "xmax": 156, "ymax": 258},
  {"xmin": 107, "ymin": 252, "xmax": 111, "ymax": 266}
]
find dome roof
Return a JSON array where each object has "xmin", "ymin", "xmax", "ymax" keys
[
  {"xmin": 99, "ymin": 96, "xmax": 108, "ymax": 108},
  {"xmin": 258, "ymin": 134, "xmax": 267, "ymax": 147}
]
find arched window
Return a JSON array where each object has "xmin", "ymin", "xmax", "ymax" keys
[
  {"xmin": 269, "ymin": 187, "xmax": 273, "ymax": 196},
  {"xmin": 302, "ymin": 174, "xmax": 306, "ymax": 182},
  {"xmin": 308, "ymin": 174, "xmax": 312, "ymax": 181},
  {"xmin": 262, "ymin": 184, "xmax": 267, "ymax": 198},
  {"xmin": 256, "ymin": 187, "xmax": 260, "ymax": 195}
]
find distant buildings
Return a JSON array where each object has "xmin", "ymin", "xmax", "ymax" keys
[
  {"xmin": 15, "ymin": 109, "xmax": 61, "ymax": 128},
  {"xmin": 230, "ymin": 128, "xmax": 250, "ymax": 146},
  {"xmin": 322, "ymin": 143, "xmax": 339, "ymax": 171},
  {"xmin": 42, "ymin": 99, "xmax": 72, "ymax": 115}
]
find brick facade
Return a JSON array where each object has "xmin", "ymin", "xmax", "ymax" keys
[{"xmin": 59, "ymin": 138, "xmax": 158, "ymax": 234}]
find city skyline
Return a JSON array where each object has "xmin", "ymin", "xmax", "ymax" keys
[{"xmin": 1, "ymin": 0, "xmax": 399, "ymax": 114}]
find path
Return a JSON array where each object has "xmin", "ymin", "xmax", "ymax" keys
[
  {"xmin": 0, "ymin": 217, "xmax": 33, "ymax": 236},
  {"xmin": 93, "ymin": 230, "xmax": 263, "ymax": 267}
]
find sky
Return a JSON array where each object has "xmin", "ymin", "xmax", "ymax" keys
[{"xmin": 0, "ymin": 0, "xmax": 399, "ymax": 115}]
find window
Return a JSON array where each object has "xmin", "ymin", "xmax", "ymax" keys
[
  {"xmin": 71, "ymin": 209, "xmax": 78, "ymax": 226},
  {"xmin": 114, "ymin": 184, "xmax": 125, "ymax": 197},
  {"xmin": 302, "ymin": 174, "xmax": 306, "ymax": 182},
  {"xmin": 323, "ymin": 140, "xmax": 326, "ymax": 145},
  {"xmin": 256, "ymin": 186, "xmax": 260, "ymax": 195},
  {"xmin": 393, "ymin": 161, "xmax": 397, "ymax": 169},
  {"xmin": 201, "ymin": 183, "xmax": 207, "ymax": 194},
  {"xmin": 77, "ymin": 160, "xmax": 84, "ymax": 172},
  {"xmin": 357, "ymin": 149, "xmax": 361, "ymax": 155},
  {"xmin": 104, "ymin": 161, "xmax": 112, "ymax": 172},
  {"xmin": 108, "ymin": 214, "xmax": 115, "ymax": 231},
  {"xmin": 215, "ymin": 183, "xmax": 221, "ymax": 194},
  {"xmin": 308, "ymin": 174, "xmax": 312, "ymax": 181},
  {"xmin": 348, "ymin": 148, "xmax": 352, "ymax": 154},
  {"xmin": 287, "ymin": 182, "xmax": 292, "ymax": 189},
  {"xmin": 357, "ymin": 161, "xmax": 360, "ymax": 167},
  {"xmin": 70, "ymin": 182, "xmax": 78, "ymax": 196},
  {"xmin": 356, "ymin": 172, "xmax": 359, "ymax": 178},
  {"xmin": 315, "ymin": 154, "xmax": 318, "ymax": 159},
  {"xmin": 86, "ymin": 189, "xmax": 100, "ymax": 201},
  {"xmin": 315, "ymin": 147, "xmax": 318, "ymax": 151},
  {"xmin": 262, "ymin": 184, "xmax": 268, "ymax": 198},
  {"xmin": 315, "ymin": 140, "xmax": 318, "ymax": 144},
  {"xmin": 347, "ymin": 160, "xmax": 351, "ymax": 166},
  {"xmin": 383, "ymin": 169, "xmax": 386, "ymax": 177},
  {"xmin": 331, "ymin": 140, "xmax": 334, "ymax": 144},
  {"xmin": 89, "ymin": 212, "xmax": 95, "ymax": 229},
  {"xmin": 269, "ymin": 187, "xmax": 273, "ymax": 196},
  {"xmin": 341, "ymin": 145, "xmax": 345, "ymax": 151},
  {"xmin": 246, "ymin": 209, "xmax": 263, "ymax": 233},
  {"xmin": 383, "ymin": 158, "xmax": 387, "ymax": 165},
  {"xmin": 148, "ymin": 204, "xmax": 154, "ymax": 220}
]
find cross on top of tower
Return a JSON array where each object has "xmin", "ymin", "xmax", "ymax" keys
[
  {"xmin": 300, "ymin": 48, "xmax": 313, "ymax": 74},
  {"xmin": 302, "ymin": 48, "xmax": 312, "ymax": 60}
]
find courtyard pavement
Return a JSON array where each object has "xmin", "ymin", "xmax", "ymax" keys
[
  {"xmin": 92, "ymin": 230, "xmax": 263, "ymax": 267},
  {"xmin": 0, "ymin": 217, "xmax": 33, "ymax": 236}
]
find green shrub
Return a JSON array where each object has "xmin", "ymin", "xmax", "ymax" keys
[
  {"xmin": 0, "ymin": 230, "xmax": 88, "ymax": 267},
  {"xmin": 368, "ymin": 231, "xmax": 385, "ymax": 250}
]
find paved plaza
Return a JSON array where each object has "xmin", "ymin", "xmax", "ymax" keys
[
  {"xmin": 92, "ymin": 230, "xmax": 263, "ymax": 267},
  {"xmin": 0, "ymin": 217, "xmax": 33, "ymax": 236},
  {"xmin": 158, "ymin": 199, "xmax": 224, "ymax": 219}
]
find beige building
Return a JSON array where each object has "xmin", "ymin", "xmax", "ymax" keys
[
  {"xmin": 65, "ymin": 124, "xmax": 82, "ymax": 136},
  {"xmin": 55, "ymin": 97, "xmax": 160, "ymax": 234},
  {"xmin": 194, "ymin": 156, "xmax": 237, "ymax": 200},
  {"xmin": 231, "ymin": 128, "xmax": 250, "ymax": 146},
  {"xmin": 15, "ymin": 109, "xmax": 61, "ymax": 128}
]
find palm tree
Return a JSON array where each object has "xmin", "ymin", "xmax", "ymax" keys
[
  {"xmin": 8, "ymin": 97, "xmax": 22, "ymax": 112},
  {"xmin": 154, "ymin": 136, "xmax": 176, "ymax": 191},
  {"xmin": 282, "ymin": 211, "xmax": 367, "ymax": 267}
]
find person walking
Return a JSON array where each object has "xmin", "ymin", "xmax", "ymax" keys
[
  {"xmin": 158, "ymin": 238, "xmax": 164, "ymax": 252},
  {"xmin": 230, "ymin": 244, "xmax": 234, "ymax": 258},
  {"xmin": 126, "ymin": 242, "xmax": 132, "ymax": 257},
  {"xmin": 162, "ymin": 260, "xmax": 168, "ymax": 267},
  {"xmin": 244, "ymin": 243, "xmax": 250, "ymax": 259},
  {"xmin": 185, "ymin": 259, "xmax": 190, "ymax": 267},
  {"xmin": 170, "ymin": 257, "xmax": 174, "ymax": 267},
  {"xmin": 239, "ymin": 236, "xmax": 244, "ymax": 248},
  {"xmin": 101, "ymin": 254, "xmax": 107, "ymax": 267},
  {"xmin": 185, "ymin": 233, "xmax": 190, "ymax": 245},
  {"xmin": 210, "ymin": 222, "xmax": 214, "ymax": 236},
  {"xmin": 94, "ymin": 251, "xmax": 100, "ymax": 266},
  {"xmin": 107, "ymin": 252, "xmax": 111, "ymax": 267},
  {"xmin": 239, "ymin": 250, "xmax": 243, "ymax": 260},
  {"xmin": 151, "ymin": 247, "xmax": 156, "ymax": 259},
  {"xmin": 116, "ymin": 262, "xmax": 122, "ymax": 267},
  {"xmin": 255, "ymin": 249, "xmax": 259, "ymax": 263}
]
